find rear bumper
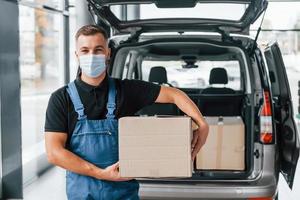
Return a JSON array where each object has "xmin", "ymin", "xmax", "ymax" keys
[
  {"xmin": 139, "ymin": 177, "xmax": 277, "ymax": 199},
  {"xmin": 139, "ymin": 145, "xmax": 278, "ymax": 200}
]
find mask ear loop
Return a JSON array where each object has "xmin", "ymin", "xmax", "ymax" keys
[{"xmin": 76, "ymin": 66, "xmax": 82, "ymax": 77}]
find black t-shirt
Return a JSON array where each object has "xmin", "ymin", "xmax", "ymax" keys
[{"xmin": 44, "ymin": 74, "xmax": 161, "ymax": 146}]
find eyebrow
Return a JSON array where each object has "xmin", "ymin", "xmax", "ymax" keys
[
  {"xmin": 80, "ymin": 47, "xmax": 89, "ymax": 50},
  {"xmin": 79, "ymin": 45, "xmax": 105, "ymax": 51},
  {"xmin": 95, "ymin": 45, "xmax": 105, "ymax": 49}
]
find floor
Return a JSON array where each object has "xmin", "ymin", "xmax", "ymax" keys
[
  {"xmin": 23, "ymin": 165, "xmax": 300, "ymax": 200},
  {"xmin": 23, "ymin": 167, "xmax": 67, "ymax": 200}
]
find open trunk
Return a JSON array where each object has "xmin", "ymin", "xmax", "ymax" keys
[
  {"xmin": 86, "ymin": 0, "xmax": 268, "ymax": 181},
  {"xmin": 111, "ymin": 36, "xmax": 259, "ymax": 182},
  {"xmin": 87, "ymin": 0, "xmax": 268, "ymax": 36}
]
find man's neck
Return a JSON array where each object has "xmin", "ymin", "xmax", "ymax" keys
[{"xmin": 81, "ymin": 72, "xmax": 106, "ymax": 86}]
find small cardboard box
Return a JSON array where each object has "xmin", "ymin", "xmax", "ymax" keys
[
  {"xmin": 196, "ymin": 116, "xmax": 245, "ymax": 170},
  {"xmin": 119, "ymin": 116, "xmax": 196, "ymax": 178}
]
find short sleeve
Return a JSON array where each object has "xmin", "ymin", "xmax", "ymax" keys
[
  {"xmin": 122, "ymin": 79, "xmax": 161, "ymax": 114},
  {"xmin": 44, "ymin": 90, "xmax": 68, "ymax": 133}
]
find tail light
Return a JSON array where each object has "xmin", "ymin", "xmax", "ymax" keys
[{"xmin": 260, "ymin": 90, "xmax": 273, "ymax": 144}]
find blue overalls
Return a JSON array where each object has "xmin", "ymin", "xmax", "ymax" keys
[{"xmin": 65, "ymin": 77, "xmax": 140, "ymax": 200}]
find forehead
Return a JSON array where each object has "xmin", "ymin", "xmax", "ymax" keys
[{"xmin": 76, "ymin": 33, "xmax": 107, "ymax": 48}]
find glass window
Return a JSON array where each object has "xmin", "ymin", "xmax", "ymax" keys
[
  {"xmin": 111, "ymin": 3, "xmax": 247, "ymax": 21},
  {"xmin": 20, "ymin": 0, "xmax": 63, "ymax": 9},
  {"xmin": 19, "ymin": 4, "xmax": 64, "ymax": 184},
  {"xmin": 122, "ymin": 54, "xmax": 130, "ymax": 79},
  {"xmin": 69, "ymin": 0, "xmax": 79, "ymax": 79},
  {"xmin": 141, "ymin": 60, "xmax": 240, "ymax": 90}
]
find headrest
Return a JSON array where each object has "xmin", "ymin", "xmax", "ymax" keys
[
  {"xmin": 149, "ymin": 66, "xmax": 168, "ymax": 84},
  {"xmin": 209, "ymin": 68, "xmax": 228, "ymax": 84}
]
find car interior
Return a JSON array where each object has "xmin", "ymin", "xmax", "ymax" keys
[{"xmin": 110, "ymin": 39, "xmax": 257, "ymax": 180}]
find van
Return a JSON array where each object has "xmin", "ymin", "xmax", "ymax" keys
[{"xmin": 86, "ymin": 0, "xmax": 300, "ymax": 199}]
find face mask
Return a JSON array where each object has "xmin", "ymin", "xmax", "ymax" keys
[{"xmin": 79, "ymin": 54, "xmax": 106, "ymax": 78}]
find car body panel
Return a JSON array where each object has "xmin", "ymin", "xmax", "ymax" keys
[
  {"xmin": 86, "ymin": 0, "xmax": 268, "ymax": 35},
  {"xmin": 84, "ymin": 0, "xmax": 299, "ymax": 196},
  {"xmin": 138, "ymin": 145, "xmax": 277, "ymax": 199},
  {"xmin": 263, "ymin": 42, "xmax": 300, "ymax": 189}
]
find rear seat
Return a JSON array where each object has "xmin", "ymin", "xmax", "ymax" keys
[
  {"xmin": 136, "ymin": 66, "xmax": 179, "ymax": 116},
  {"xmin": 148, "ymin": 66, "xmax": 172, "ymax": 87},
  {"xmin": 201, "ymin": 68, "xmax": 235, "ymax": 95},
  {"xmin": 198, "ymin": 68, "xmax": 243, "ymax": 116},
  {"xmin": 197, "ymin": 94, "xmax": 244, "ymax": 116}
]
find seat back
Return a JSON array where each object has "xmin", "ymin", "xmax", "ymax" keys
[
  {"xmin": 201, "ymin": 67, "xmax": 235, "ymax": 94},
  {"xmin": 200, "ymin": 68, "xmax": 240, "ymax": 116},
  {"xmin": 137, "ymin": 66, "xmax": 179, "ymax": 116},
  {"xmin": 198, "ymin": 94, "xmax": 244, "ymax": 116},
  {"xmin": 148, "ymin": 66, "xmax": 168, "ymax": 84}
]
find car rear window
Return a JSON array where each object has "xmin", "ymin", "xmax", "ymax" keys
[
  {"xmin": 110, "ymin": 3, "xmax": 247, "ymax": 21},
  {"xmin": 141, "ymin": 60, "xmax": 241, "ymax": 90}
]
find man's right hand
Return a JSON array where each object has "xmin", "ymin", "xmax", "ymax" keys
[
  {"xmin": 98, "ymin": 162, "xmax": 133, "ymax": 182},
  {"xmin": 45, "ymin": 132, "xmax": 133, "ymax": 182}
]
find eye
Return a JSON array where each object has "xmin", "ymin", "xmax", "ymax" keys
[
  {"xmin": 95, "ymin": 49, "xmax": 103, "ymax": 53},
  {"xmin": 81, "ymin": 50, "xmax": 89, "ymax": 54}
]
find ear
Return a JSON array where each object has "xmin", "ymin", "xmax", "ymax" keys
[
  {"xmin": 75, "ymin": 50, "xmax": 80, "ymax": 60},
  {"xmin": 105, "ymin": 48, "xmax": 111, "ymax": 67},
  {"xmin": 107, "ymin": 48, "xmax": 111, "ymax": 58}
]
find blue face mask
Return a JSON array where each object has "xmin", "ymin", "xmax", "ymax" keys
[{"xmin": 79, "ymin": 54, "xmax": 106, "ymax": 78}]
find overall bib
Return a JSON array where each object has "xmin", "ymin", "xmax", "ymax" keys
[{"xmin": 66, "ymin": 78, "xmax": 139, "ymax": 200}]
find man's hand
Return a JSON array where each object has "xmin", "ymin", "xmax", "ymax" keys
[
  {"xmin": 191, "ymin": 124, "xmax": 209, "ymax": 161},
  {"xmin": 45, "ymin": 132, "xmax": 132, "ymax": 182},
  {"xmin": 98, "ymin": 162, "xmax": 133, "ymax": 182},
  {"xmin": 155, "ymin": 86, "xmax": 209, "ymax": 162}
]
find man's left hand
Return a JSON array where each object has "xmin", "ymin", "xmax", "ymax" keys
[{"xmin": 191, "ymin": 125, "xmax": 209, "ymax": 162}]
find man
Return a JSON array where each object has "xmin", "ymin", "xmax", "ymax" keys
[{"xmin": 45, "ymin": 25, "xmax": 209, "ymax": 200}]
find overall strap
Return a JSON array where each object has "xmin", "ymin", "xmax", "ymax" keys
[
  {"xmin": 66, "ymin": 81, "xmax": 87, "ymax": 120},
  {"xmin": 106, "ymin": 77, "xmax": 117, "ymax": 119}
]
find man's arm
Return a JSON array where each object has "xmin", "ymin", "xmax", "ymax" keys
[
  {"xmin": 45, "ymin": 132, "xmax": 131, "ymax": 181},
  {"xmin": 155, "ymin": 86, "xmax": 209, "ymax": 161}
]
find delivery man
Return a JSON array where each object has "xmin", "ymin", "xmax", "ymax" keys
[{"xmin": 44, "ymin": 25, "xmax": 209, "ymax": 200}]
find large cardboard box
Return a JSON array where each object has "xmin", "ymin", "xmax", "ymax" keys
[
  {"xmin": 119, "ymin": 116, "xmax": 195, "ymax": 178},
  {"xmin": 196, "ymin": 116, "xmax": 245, "ymax": 170}
]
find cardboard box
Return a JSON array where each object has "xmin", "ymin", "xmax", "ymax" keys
[
  {"xmin": 119, "ymin": 116, "xmax": 195, "ymax": 178},
  {"xmin": 196, "ymin": 116, "xmax": 245, "ymax": 170}
]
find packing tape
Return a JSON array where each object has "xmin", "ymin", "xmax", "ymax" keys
[{"xmin": 216, "ymin": 117, "xmax": 224, "ymax": 169}]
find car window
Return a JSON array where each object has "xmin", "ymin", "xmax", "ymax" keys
[
  {"xmin": 111, "ymin": 3, "xmax": 247, "ymax": 21},
  {"xmin": 122, "ymin": 54, "xmax": 131, "ymax": 79},
  {"xmin": 141, "ymin": 60, "xmax": 241, "ymax": 90}
]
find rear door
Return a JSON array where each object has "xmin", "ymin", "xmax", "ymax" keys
[
  {"xmin": 86, "ymin": 0, "xmax": 268, "ymax": 36},
  {"xmin": 263, "ymin": 42, "xmax": 300, "ymax": 189}
]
